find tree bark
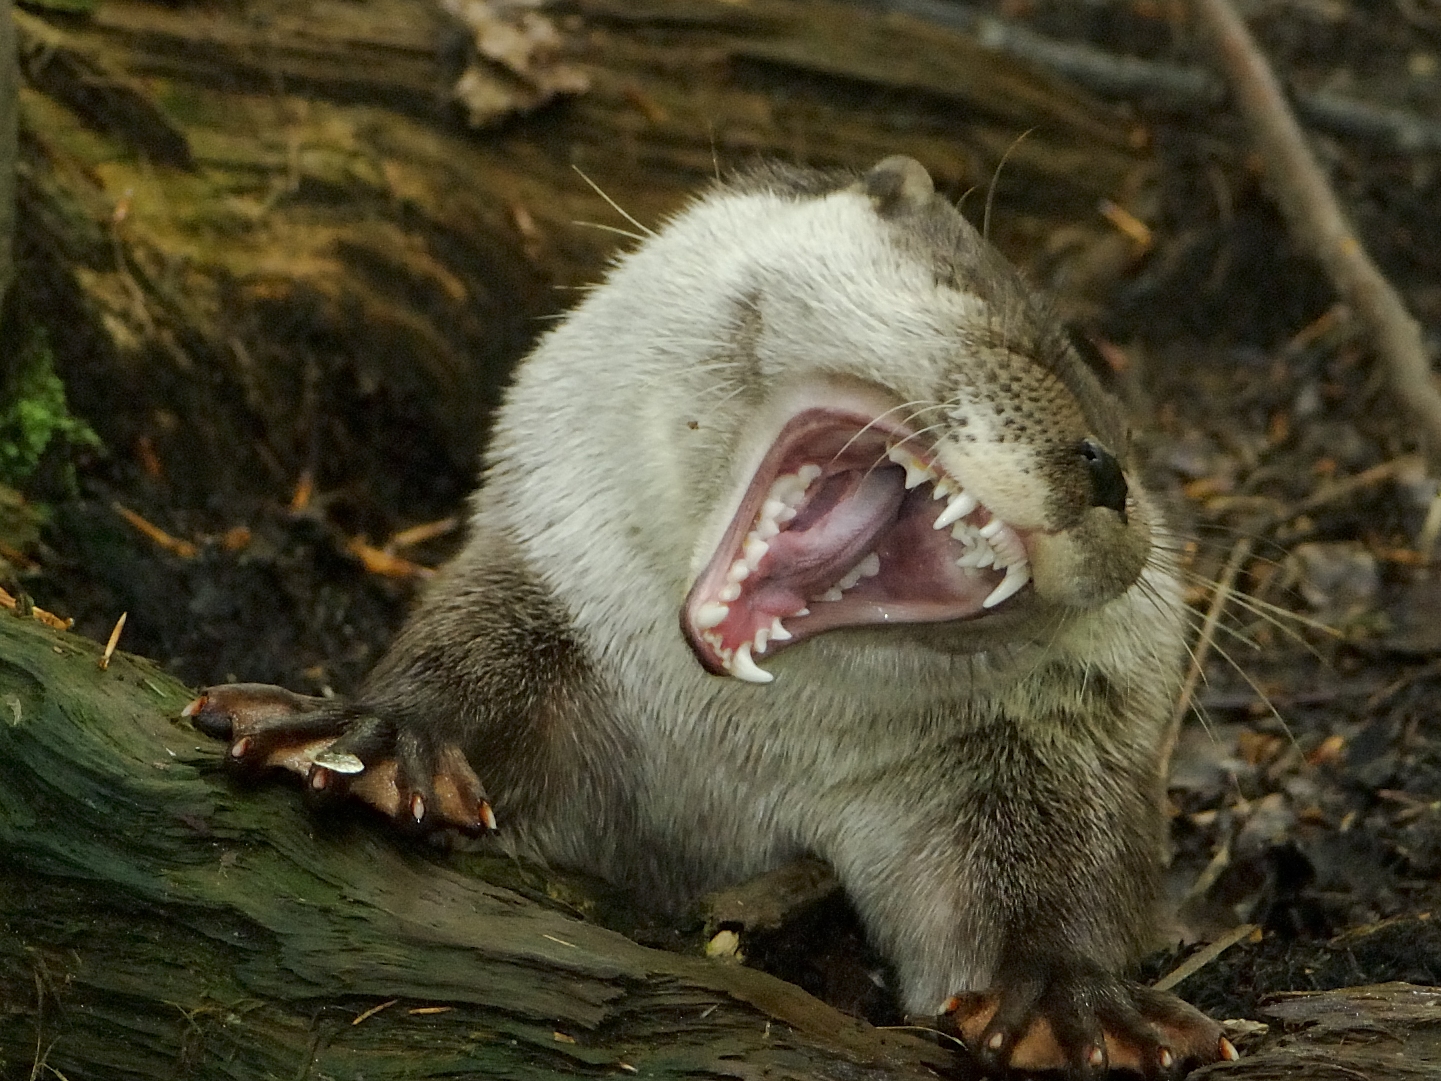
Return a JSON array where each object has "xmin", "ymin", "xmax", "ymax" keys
[
  {"xmin": 6, "ymin": 609, "xmax": 1440, "ymax": 1076},
  {"xmin": 0, "ymin": 0, "xmax": 15, "ymax": 323},
  {"xmin": 0, "ymin": 610, "xmax": 954, "ymax": 1079}
]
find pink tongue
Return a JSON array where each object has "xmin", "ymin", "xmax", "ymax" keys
[{"xmin": 760, "ymin": 466, "xmax": 905, "ymax": 594}]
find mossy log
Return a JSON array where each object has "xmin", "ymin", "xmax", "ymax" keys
[
  {"xmin": 0, "ymin": 0, "xmax": 13, "ymax": 316},
  {"xmin": 6, "ymin": 616, "xmax": 1440, "ymax": 1079},
  {"xmin": 0, "ymin": 610, "xmax": 953, "ymax": 1079},
  {"xmin": 10, "ymin": 0, "xmax": 1151, "ymax": 521}
]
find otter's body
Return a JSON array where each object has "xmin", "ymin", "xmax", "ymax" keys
[{"xmin": 192, "ymin": 158, "xmax": 1230, "ymax": 1075}]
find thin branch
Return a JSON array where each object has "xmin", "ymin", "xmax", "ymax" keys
[
  {"xmin": 1193, "ymin": 0, "xmax": 1441, "ymax": 464},
  {"xmin": 878, "ymin": 0, "xmax": 1441, "ymax": 153},
  {"xmin": 1153, "ymin": 922, "xmax": 1257, "ymax": 993}
]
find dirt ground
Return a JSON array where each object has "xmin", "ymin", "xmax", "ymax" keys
[{"xmin": 9, "ymin": 0, "xmax": 1441, "ymax": 1045}]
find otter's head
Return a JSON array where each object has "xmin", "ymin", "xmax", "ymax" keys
[{"xmin": 661, "ymin": 157, "xmax": 1159, "ymax": 683}]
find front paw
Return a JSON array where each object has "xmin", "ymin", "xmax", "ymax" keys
[
  {"xmin": 185, "ymin": 683, "xmax": 495, "ymax": 835},
  {"xmin": 941, "ymin": 959, "xmax": 1237, "ymax": 1078}
]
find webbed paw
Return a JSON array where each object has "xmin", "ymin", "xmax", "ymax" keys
[
  {"xmin": 941, "ymin": 961, "xmax": 1237, "ymax": 1078},
  {"xmin": 185, "ymin": 683, "xmax": 496, "ymax": 834}
]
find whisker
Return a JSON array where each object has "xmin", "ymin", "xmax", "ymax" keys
[
  {"xmin": 572, "ymin": 165, "xmax": 658, "ymax": 238},
  {"xmin": 828, "ymin": 400, "xmax": 941, "ymax": 466},
  {"xmin": 983, "ymin": 129, "xmax": 1034, "ymax": 242},
  {"xmin": 1169, "ymin": 538, "xmax": 1253, "ymax": 741},
  {"xmin": 1201, "ymin": 636, "xmax": 1299, "ymax": 748},
  {"xmin": 1174, "ymin": 568, "xmax": 1337, "ymax": 645},
  {"xmin": 572, "ymin": 220, "xmax": 649, "ymax": 243}
]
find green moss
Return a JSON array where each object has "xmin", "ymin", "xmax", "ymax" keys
[{"xmin": 0, "ymin": 329, "xmax": 102, "ymax": 488}]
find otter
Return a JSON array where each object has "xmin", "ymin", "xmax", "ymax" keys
[{"xmin": 187, "ymin": 157, "xmax": 1237, "ymax": 1076}]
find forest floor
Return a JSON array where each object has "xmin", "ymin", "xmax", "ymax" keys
[{"xmin": 7, "ymin": 0, "xmax": 1441, "ymax": 1047}]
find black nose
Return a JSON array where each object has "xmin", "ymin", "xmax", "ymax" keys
[{"xmin": 1079, "ymin": 439, "xmax": 1128, "ymax": 519}]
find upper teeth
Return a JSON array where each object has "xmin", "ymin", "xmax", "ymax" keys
[
  {"xmin": 933, "ymin": 490, "xmax": 979, "ymax": 530},
  {"xmin": 730, "ymin": 641, "xmax": 771, "ymax": 683},
  {"xmin": 886, "ymin": 444, "xmax": 934, "ymax": 490},
  {"xmin": 714, "ymin": 464, "xmax": 825, "ymax": 683},
  {"xmin": 706, "ymin": 443, "xmax": 1035, "ymax": 684},
  {"xmin": 884, "ymin": 444, "xmax": 1031, "ymax": 608}
]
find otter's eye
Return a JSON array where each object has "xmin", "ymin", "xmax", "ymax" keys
[{"xmin": 1079, "ymin": 438, "xmax": 1128, "ymax": 519}]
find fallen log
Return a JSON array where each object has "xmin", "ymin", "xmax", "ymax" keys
[
  {"xmin": 11, "ymin": 0, "xmax": 1151, "ymax": 526},
  {"xmin": 0, "ymin": 609, "xmax": 952, "ymax": 1079}
]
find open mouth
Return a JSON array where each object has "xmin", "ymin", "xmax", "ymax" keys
[{"xmin": 681, "ymin": 408, "xmax": 1033, "ymax": 683}]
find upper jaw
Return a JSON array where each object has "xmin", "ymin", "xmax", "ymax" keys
[{"xmin": 680, "ymin": 403, "xmax": 1035, "ymax": 684}]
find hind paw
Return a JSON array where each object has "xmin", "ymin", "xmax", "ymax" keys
[{"xmin": 941, "ymin": 962, "xmax": 1237, "ymax": 1078}]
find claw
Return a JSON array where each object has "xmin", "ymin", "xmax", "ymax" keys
[
  {"xmin": 941, "ymin": 976, "xmax": 1228, "ymax": 1076},
  {"xmin": 313, "ymin": 750, "xmax": 365, "ymax": 775},
  {"xmin": 191, "ymin": 681, "xmax": 496, "ymax": 837}
]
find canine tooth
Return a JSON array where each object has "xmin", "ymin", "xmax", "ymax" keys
[
  {"xmin": 857, "ymin": 552, "xmax": 880, "ymax": 578},
  {"xmin": 933, "ymin": 491, "xmax": 979, "ymax": 530},
  {"xmin": 886, "ymin": 445, "xmax": 936, "ymax": 490},
  {"xmin": 978, "ymin": 518, "xmax": 1005, "ymax": 539},
  {"xmin": 743, "ymin": 537, "xmax": 769, "ymax": 568},
  {"xmin": 820, "ymin": 587, "xmax": 844, "ymax": 602},
  {"xmin": 982, "ymin": 562, "xmax": 1030, "ymax": 608},
  {"xmin": 719, "ymin": 583, "xmax": 742, "ymax": 602},
  {"xmin": 902, "ymin": 462, "xmax": 933, "ymax": 489},
  {"xmin": 696, "ymin": 602, "xmax": 729, "ymax": 629},
  {"xmin": 797, "ymin": 464, "xmax": 822, "ymax": 485},
  {"xmin": 769, "ymin": 617, "xmax": 792, "ymax": 641},
  {"xmin": 729, "ymin": 642, "xmax": 773, "ymax": 683}
]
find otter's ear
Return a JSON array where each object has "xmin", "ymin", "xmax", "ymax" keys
[{"xmin": 861, "ymin": 156, "xmax": 935, "ymax": 217}]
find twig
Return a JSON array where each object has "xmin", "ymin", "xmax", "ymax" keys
[
  {"xmin": 1162, "ymin": 536, "xmax": 1254, "ymax": 771},
  {"xmin": 1153, "ymin": 923, "xmax": 1257, "ymax": 993},
  {"xmin": 1296, "ymin": 91, "xmax": 1441, "ymax": 154},
  {"xmin": 0, "ymin": 586, "xmax": 72, "ymax": 631},
  {"xmin": 112, "ymin": 502, "xmax": 198, "ymax": 559},
  {"xmin": 1281, "ymin": 454, "xmax": 1425, "ymax": 526},
  {"xmin": 875, "ymin": 1, "xmax": 1441, "ymax": 152},
  {"xmin": 99, "ymin": 612, "xmax": 127, "ymax": 671},
  {"xmin": 1193, "ymin": 0, "xmax": 1441, "ymax": 463}
]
